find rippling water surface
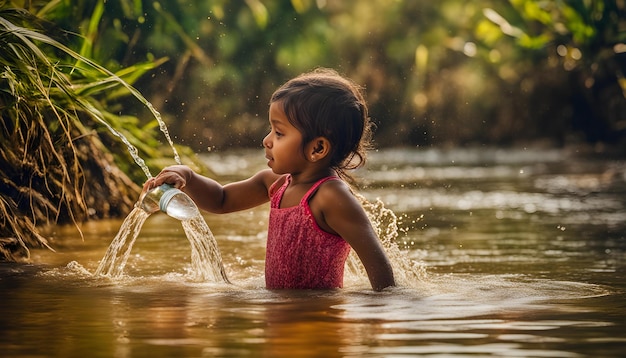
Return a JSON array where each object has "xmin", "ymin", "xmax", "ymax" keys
[{"xmin": 1, "ymin": 148, "xmax": 624, "ymax": 357}]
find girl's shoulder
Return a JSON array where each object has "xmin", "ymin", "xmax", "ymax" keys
[{"xmin": 310, "ymin": 177, "xmax": 355, "ymax": 204}]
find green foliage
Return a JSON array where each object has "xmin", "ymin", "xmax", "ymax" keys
[
  {"xmin": 476, "ymin": 0, "xmax": 625, "ymax": 145},
  {"xmin": 0, "ymin": 2, "xmax": 190, "ymax": 259},
  {"xmin": 5, "ymin": 0, "xmax": 625, "ymax": 153},
  {"xmin": 87, "ymin": 0, "xmax": 618, "ymax": 149}
]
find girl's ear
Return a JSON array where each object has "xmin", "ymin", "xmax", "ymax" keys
[{"xmin": 307, "ymin": 137, "xmax": 331, "ymax": 162}]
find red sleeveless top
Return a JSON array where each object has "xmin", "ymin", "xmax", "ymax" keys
[{"xmin": 265, "ymin": 175, "xmax": 351, "ymax": 289}]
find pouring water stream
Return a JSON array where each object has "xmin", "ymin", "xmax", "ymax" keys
[{"xmin": 81, "ymin": 64, "xmax": 230, "ymax": 282}]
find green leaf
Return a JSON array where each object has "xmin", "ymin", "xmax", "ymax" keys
[{"xmin": 523, "ymin": 1, "xmax": 553, "ymax": 25}]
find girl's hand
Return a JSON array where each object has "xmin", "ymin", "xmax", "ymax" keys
[{"xmin": 144, "ymin": 165, "xmax": 193, "ymax": 191}]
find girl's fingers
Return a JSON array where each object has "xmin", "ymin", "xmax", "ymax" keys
[
  {"xmin": 151, "ymin": 171, "xmax": 186, "ymax": 190},
  {"xmin": 142, "ymin": 178, "xmax": 156, "ymax": 191}
]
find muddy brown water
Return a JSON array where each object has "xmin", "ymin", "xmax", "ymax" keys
[{"xmin": 2, "ymin": 148, "xmax": 624, "ymax": 357}]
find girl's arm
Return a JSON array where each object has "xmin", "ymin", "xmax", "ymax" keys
[
  {"xmin": 148, "ymin": 166, "xmax": 280, "ymax": 213},
  {"xmin": 313, "ymin": 181, "xmax": 396, "ymax": 291}
]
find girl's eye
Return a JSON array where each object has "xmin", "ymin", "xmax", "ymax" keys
[{"xmin": 275, "ymin": 130, "xmax": 283, "ymax": 137}]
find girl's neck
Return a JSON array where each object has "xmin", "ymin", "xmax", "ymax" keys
[{"xmin": 289, "ymin": 168, "xmax": 336, "ymax": 186}]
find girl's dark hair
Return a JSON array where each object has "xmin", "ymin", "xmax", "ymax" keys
[{"xmin": 270, "ymin": 68, "xmax": 373, "ymax": 182}]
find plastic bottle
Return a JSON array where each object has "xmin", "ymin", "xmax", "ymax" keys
[{"xmin": 139, "ymin": 184, "xmax": 198, "ymax": 220}]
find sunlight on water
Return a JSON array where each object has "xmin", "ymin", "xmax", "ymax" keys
[
  {"xmin": 333, "ymin": 275, "xmax": 610, "ymax": 324},
  {"xmin": 5, "ymin": 148, "xmax": 623, "ymax": 357},
  {"xmin": 370, "ymin": 187, "xmax": 623, "ymax": 214}
]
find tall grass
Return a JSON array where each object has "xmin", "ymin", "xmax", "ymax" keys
[{"xmin": 0, "ymin": 6, "xmax": 166, "ymax": 260}]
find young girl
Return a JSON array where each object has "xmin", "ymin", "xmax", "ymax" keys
[{"xmin": 145, "ymin": 68, "xmax": 395, "ymax": 291}]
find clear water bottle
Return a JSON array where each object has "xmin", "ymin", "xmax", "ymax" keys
[{"xmin": 139, "ymin": 184, "xmax": 198, "ymax": 220}]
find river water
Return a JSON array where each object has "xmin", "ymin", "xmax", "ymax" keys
[{"xmin": 1, "ymin": 148, "xmax": 624, "ymax": 357}]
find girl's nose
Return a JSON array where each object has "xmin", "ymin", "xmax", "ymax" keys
[{"xmin": 262, "ymin": 133, "xmax": 272, "ymax": 148}]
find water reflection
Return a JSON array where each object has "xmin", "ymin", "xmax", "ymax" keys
[
  {"xmin": 1, "ymin": 265, "xmax": 616, "ymax": 357},
  {"xmin": 1, "ymin": 148, "xmax": 625, "ymax": 357}
]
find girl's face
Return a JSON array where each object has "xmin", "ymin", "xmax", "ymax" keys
[{"xmin": 263, "ymin": 102, "xmax": 307, "ymax": 174}]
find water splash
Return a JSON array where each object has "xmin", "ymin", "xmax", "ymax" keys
[
  {"xmin": 98, "ymin": 101, "xmax": 181, "ymax": 179},
  {"xmin": 181, "ymin": 214, "xmax": 230, "ymax": 283},
  {"xmin": 94, "ymin": 205, "xmax": 229, "ymax": 283},
  {"xmin": 89, "ymin": 90, "xmax": 182, "ymax": 178},
  {"xmin": 84, "ymin": 61, "xmax": 183, "ymax": 172},
  {"xmin": 95, "ymin": 207, "xmax": 150, "ymax": 277},
  {"xmin": 346, "ymin": 194, "xmax": 427, "ymax": 287},
  {"xmin": 109, "ymin": 82, "xmax": 182, "ymax": 173},
  {"xmin": 153, "ymin": 105, "xmax": 182, "ymax": 166},
  {"xmin": 81, "ymin": 100, "xmax": 154, "ymax": 179}
]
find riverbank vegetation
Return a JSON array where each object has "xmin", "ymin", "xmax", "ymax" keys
[
  {"xmin": 0, "ymin": 4, "xmax": 193, "ymax": 260},
  {"xmin": 1, "ymin": 0, "xmax": 624, "ymax": 260}
]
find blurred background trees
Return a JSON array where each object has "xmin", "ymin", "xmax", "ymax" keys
[
  {"xmin": 1, "ymin": 0, "xmax": 624, "ymax": 259},
  {"xmin": 41, "ymin": 0, "xmax": 621, "ymax": 152},
  {"xmin": 22, "ymin": 0, "xmax": 625, "ymax": 152}
]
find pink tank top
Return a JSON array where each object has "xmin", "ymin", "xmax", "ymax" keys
[{"xmin": 265, "ymin": 175, "xmax": 351, "ymax": 289}]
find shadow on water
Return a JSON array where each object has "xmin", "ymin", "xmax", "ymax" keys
[{"xmin": 1, "ymin": 147, "xmax": 625, "ymax": 357}]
